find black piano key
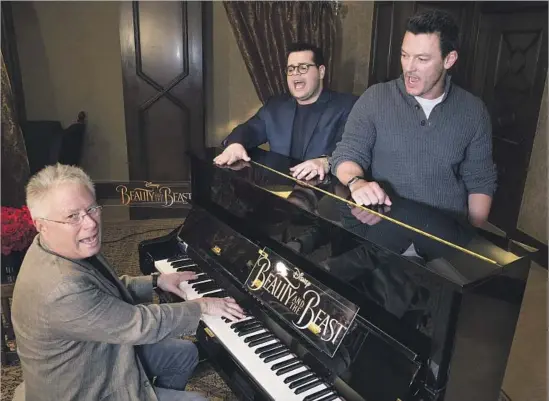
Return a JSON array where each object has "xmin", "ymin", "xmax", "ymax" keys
[
  {"xmin": 283, "ymin": 370, "xmax": 312, "ymax": 384},
  {"xmin": 246, "ymin": 334, "xmax": 274, "ymax": 346},
  {"xmin": 231, "ymin": 319, "xmax": 257, "ymax": 330},
  {"xmin": 191, "ymin": 280, "xmax": 215, "ymax": 289},
  {"xmin": 303, "ymin": 388, "xmax": 335, "ymax": 401},
  {"xmin": 167, "ymin": 254, "xmax": 188, "ymax": 262},
  {"xmin": 196, "ymin": 288, "xmax": 222, "ymax": 295},
  {"xmin": 258, "ymin": 345, "xmax": 287, "ymax": 359},
  {"xmin": 288, "ymin": 374, "xmax": 317, "ymax": 389},
  {"xmin": 221, "ymin": 317, "xmax": 232, "ymax": 323},
  {"xmin": 275, "ymin": 362, "xmax": 303, "ymax": 376},
  {"xmin": 171, "ymin": 260, "xmax": 196, "ymax": 268},
  {"xmin": 176, "ymin": 266, "xmax": 199, "ymax": 272},
  {"xmin": 315, "ymin": 394, "xmax": 339, "ymax": 401},
  {"xmin": 255, "ymin": 342, "xmax": 283, "ymax": 355},
  {"xmin": 271, "ymin": 356, "xmax": 299, "ymax": 371},
  {"xmin": 237, "ymin": 326, "xmax": 264, "ymax": 337},
  {"xmin": 193, "ymin": 282, "xmax": 217, "ymax": 292},
  {"xmin": 263, "ymin": 350, "xmax": 290, "ymax": 363},
  {"xmin": 188, "ymin": 275, "xmax": 210, "ymax": 284},
  {"xmin": 234, "ymin": 319, "xmax": 261, "ymax": 328},
  {"xmin": 294, "ymin": 379, "xmax": 323, "ymax": 395},
  {"xmin": 205, "ymin": 290, "xmax": 228, "ymax": 298},
  {"xmin": 233, "ymin": 319, "xmax": 262, "ymax": 333},
  {"xmin": 195, "ymin": 287, "xmax": 220, "ymax": 295},
  {"xmin": 233, "ymin": 321, "xmax": 260, "ymax": 334}
]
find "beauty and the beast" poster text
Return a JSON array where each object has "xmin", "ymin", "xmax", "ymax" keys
[{"xmin": 245, "ymin": 248, "xmax": 359, "ymax": 357}]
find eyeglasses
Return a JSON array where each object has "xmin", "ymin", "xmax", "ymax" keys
[
  {"xmin": 38, "ymin": 205, "xmax": 103, "ymax": 226},
  {"xmin": 285, "ymin": 63, "xmax": 317, "ymax": 76}
]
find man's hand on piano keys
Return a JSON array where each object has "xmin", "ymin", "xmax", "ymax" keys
[
  {"xmin": 157, "ymin": 271, "xmax": 199, "ymax": 299},
  {"xmin": 196, "ymin": 297, "xmax": 247, "ymax": 321}
]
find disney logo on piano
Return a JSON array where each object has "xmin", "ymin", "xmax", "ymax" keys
[
  {"xmin": 292, "ymin": 269, "xmax": 311, "ymax": 288},
  {"xmin": 246, "ymin": 249, "xmax": 358, "ymax": 353},
  {"xmin": 115, "ymin": 181, "xmax": 192, "ymax": 207}
]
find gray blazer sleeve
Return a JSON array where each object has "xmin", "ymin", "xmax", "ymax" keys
[
  {"xmin": 119, "ymin": 275, "xmax": 153, "ymax": 304},
  {"xmin": 47, "ymin": 277, "xmax": 202, "ymax": 345}
]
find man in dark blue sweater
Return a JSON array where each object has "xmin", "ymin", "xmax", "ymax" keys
[
  {"xmin": 331, "ymin": 10, "xmax": 497, "ymax": 227},
  {"xmin": 215, "ymin": 43, "xmax": 357, "ymax": 181}
]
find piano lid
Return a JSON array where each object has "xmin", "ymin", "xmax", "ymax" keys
[{"xmin": 190, "ymin": 147, "xmax": 524, "ymax": 288}]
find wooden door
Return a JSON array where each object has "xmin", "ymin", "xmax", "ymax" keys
[
  {"xmin": 369, "ymin": 1, "xmax": 477, "ymax": 89},
  {"xmin": 471, "ymin": 8, "xmax": 547, "ymax": 233},
  {"xmin": 369, "ymin": 1, "xmax": 547, "ymax": 233},
  {"xmin": 120, "ymin": 1, "xmax": 204, "ymax": 219}
]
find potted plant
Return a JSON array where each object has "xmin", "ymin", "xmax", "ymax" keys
[{"xmin": 1, "ymin": 205, "xmax": 37, "ymax": 283}]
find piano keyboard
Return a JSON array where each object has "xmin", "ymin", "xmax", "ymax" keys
[{"xmin": 155, "ymin": 254, "xmax": 344, "ymax": 401}]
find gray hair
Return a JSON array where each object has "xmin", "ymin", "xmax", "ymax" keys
[{"xmin": 26, "ymin": 163, "xmax": 95, "ymax": 218}]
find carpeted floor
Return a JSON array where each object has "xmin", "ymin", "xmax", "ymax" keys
[{"xmin": 1, "ymin": 218, "xmax": 516, "ymax": 401}]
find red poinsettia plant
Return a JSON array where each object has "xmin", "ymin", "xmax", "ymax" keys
[{"xmin": 1, "ymin": 205, "xmax": 38, "ymax": 256}]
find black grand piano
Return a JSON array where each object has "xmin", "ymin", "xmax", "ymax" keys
[{"xmin": 139, "ymin": 148, "xmax": 531, "ymax": 401}]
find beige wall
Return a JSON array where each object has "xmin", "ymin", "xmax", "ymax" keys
[
  {"xmin": 12, "ymin": 1, "xmax": 128, "ymax": 181},
  {"xmin": 332, "ymin": 2, "xmax": 374, "ymax": 96},
  {"xmin": 517, "ymin": 77, "xmax": 548, "ymax": 244},
  {"xmin": 205, "ymin": 2, "xmax": 262, "ymax": 147}
]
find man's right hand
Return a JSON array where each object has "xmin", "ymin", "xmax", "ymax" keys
[
  {"xmin": 349, "ymin": 179, "xmax": 392, "ymax": 206},
  {"xmin": 213, "ymin": 143, "xmax": 251, "ymax": 165},
  {"xmin": 196, "ymin": 297, "xmax": 246, "ymax": 321}
]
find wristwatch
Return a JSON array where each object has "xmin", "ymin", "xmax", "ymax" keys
[
  {"xmin": 151, "ymin": 272, "xmax": 160, "ymax": 290},
  {"xmin": 347, "ymin": 176, "xmax": 364, "ymax": 189},
  {"xmin": 319, "ymin": 155, "xmax": 331, "ymax": 173}
]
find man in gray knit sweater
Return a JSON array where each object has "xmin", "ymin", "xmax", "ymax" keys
[{"xmin": 330, "ymin": 10, "xmax": 497, "ymax": 227}]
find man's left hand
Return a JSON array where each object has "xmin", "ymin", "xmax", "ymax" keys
[
  {"xmin": 290, "ymin": 158, "xmax": 328, "ymax": 181},
  {"xmin": 157, "ymin": 271, "xmax": 198, "ymax": 299}
]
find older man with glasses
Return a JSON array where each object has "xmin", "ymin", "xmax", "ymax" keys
[
  {"xmin": 11, "ymin": 163, "xmax": 246, "ymax": 401},
  {"xmin": 214, "ymin": 42, "xmax": 357, "ymax": 181}
]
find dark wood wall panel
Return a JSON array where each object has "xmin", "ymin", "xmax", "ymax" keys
[
  {"xmin": 120, "ymin": 1, "xmax": 204, "ymax": 219},
  {"xmin": 475, "ymin": 11, "xmax": 547, "ymax": 234}
]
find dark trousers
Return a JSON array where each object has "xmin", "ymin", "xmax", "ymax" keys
[{"xmin": 138, "ymin": 338, "xmax": 207, "ymax": 401}]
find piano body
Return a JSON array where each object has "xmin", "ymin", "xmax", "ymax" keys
[{"xmin": 139, "ymin": 148, "xmax": 531, "ymax": 401}]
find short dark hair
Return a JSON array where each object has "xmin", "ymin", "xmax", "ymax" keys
[
  {"xmin": 405, "ymin": 9, "xmax": 459, "ymax": 57},
  {"xmin": 286, "ymin": 42, "xmax": 325, "ymax": 67}
]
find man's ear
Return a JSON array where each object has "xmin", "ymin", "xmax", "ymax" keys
[
  {"xmin": 443, "ymin": 50, "xmax": 458, "ymax": 70},
  {"xmin": 34, "ymin": 219, "xmax": 46, "ymax": 234},
  {"xmin": 319, "ymin": 65, "xmax": 326, "ymax": 80}
]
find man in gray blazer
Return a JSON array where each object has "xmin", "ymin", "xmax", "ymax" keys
[{"xmin": 11, "ymin": 164, "xmax": 245, "ymax": 401}]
